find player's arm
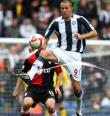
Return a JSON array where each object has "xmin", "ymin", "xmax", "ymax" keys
[
  {"xmin": 74, "ymin": 16, "xmax": 97, "ymax": 40},
  {"xmin": 13, "ymin": 58, "xmax": 31, "ymax": 99},
  {"xmin": 16, "ymin": 59, "xmax": 32, "ymax": 85},
  {"xmin": 54, "ymin": 64, "xmax": 62, "ymax": 97},
  {"xmin": 45, "ymin": 20, "xmax": 58, "ymax": 42},
  {"xmin": 12, "ymin": 78, "xmax": 23, "ymax": 99}
]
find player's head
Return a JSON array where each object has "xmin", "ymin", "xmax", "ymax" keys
[
  {"xmin": 29, "ymin": 34, "xmax": 47, "ymax": 52},
  {"xmin": 60, "ymin": 0, "xmax": 73, "ymax": 20}
]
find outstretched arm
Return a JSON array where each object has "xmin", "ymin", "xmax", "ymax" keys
[
  {"xmin": 54, "ymin": 64, "xmax": 63, "ymax": 97},
  {"xmin": 55, "ymin": 73, "xmax": 62, "ymax": 98},
  {"xmin": 12, "ymin": 78, "xmax": 23, "ymax": 99}
]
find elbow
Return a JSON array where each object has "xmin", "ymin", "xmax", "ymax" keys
[{"xmin": 93, "ymin": 30, "xmax": 97, "ymax": 37}]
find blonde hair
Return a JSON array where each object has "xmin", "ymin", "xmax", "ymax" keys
[{"xmin": 61, "ymin": 0, "xmax": 73, "ymax": 9}]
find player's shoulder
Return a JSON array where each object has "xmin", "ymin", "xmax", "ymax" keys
[
  {"xmin": 53, "ymin": 16, "xmax": 63, "ymax": 22},
  {"xmin": 73, "ymin": 14, "xmax": 84, "ymax": 19}
]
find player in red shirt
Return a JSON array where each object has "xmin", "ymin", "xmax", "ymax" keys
[{"xmin": 13, "ymin": 34, "xmax": 62, "ymax": 116}]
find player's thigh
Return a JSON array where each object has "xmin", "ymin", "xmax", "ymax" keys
[
  {"xmin": 71, "ymin": 78, "xmax": 81, "ymax": 92},
  {"xmin": 23, "ymin": 97, "xmax": 34, "ymax": 106},
  {"xmin": 23, "ymin": 91, "xmax": 38, "ymax": 106},
  {"xmin": 40, "ymin": 49, "xmax": 58, "ymax": 62},
  {"xmin": 45, "ymin": 97, "xmax": 56, "ymax": 108},
  {"xmin": 42, "ymin": 89, "xmax": 56, "ymax": 106},
  {"xmin": 65, "ymin": 52, "xmax": 82, "ymax": 81}
]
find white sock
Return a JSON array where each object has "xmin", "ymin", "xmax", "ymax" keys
[{"xmin": 76, "ymin": 96, "xmax": 82, "ymax": 113}]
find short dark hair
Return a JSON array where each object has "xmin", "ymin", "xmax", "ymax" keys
[{"xmin": 61, "ymin": 0, "xmax": 73, "ymax": 8}]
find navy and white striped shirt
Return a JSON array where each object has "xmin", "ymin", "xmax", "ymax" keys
[{"xmin": 45, "ymin": 14, "xmax": 94, "ymax": 53}]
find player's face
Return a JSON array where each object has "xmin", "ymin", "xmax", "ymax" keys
[{"xmin": 60, "ymin": 2, "xmax": 72, "ymax": 20}]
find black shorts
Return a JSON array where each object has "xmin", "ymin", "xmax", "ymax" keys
[
  {"xmin": 24, "ymin": 85, "xmax": 56, "ymax": 105},
  {"xmin": 55, "ymin": 86, "xmax": 64, "ymax": 103}
]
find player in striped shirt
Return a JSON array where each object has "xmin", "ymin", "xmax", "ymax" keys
[{"xmin": 27, "ymin": 0, "xmax": 97, "ymax": 116}]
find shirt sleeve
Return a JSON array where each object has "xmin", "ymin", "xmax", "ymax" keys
[
  {"xmin": 79, "ymin": 16, "xmax": 94, "ymax": 32},
  {"xmin": 54, "ymin": 64, "xmax": 62, "ymax": 75},
  {"xmin": 45, "ymin": 20, "xmax": 58, "ymax": 39},
  {"xmin": 21, "ymin": 59, "xmax": 31, "ymax": 73}
]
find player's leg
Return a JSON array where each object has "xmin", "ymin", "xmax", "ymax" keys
[
  {"xmin": 56, "ymin": 86, "xmax": 67, "ymax": 116},
  {"xmin": 42, "ymin": 89, "xmax": 58, "ymax": 116},
  {"xmin": 70, "ymin": 76, "xmax": 83, "ymax": 116},
  {"xmin": 55, "ymin": 51, "xmax": 83, "ymax": 116},
  {"xmin": 21, "ymin": 97, "xmax": 34, "ymax": 116},
  {"xmin": 21, "ymin": 90, "xmax": 37, "ymax": 116},
  {"xmin": 58, "ymin": 102, "xmax": 67, "ymax": 116},
  {"xmin": 45, "ymin": 98, "xmax": 57, "ymax": 116},
  {"xmin": 27, "ymin": 49, "xmax": 58, "ymax": 80}
]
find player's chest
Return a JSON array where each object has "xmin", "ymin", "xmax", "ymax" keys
[
  {"xmin": 43, "ymin": 61, "xmax": 54, "ymax": 74},
  {"xmin": 58, "ymin": 19, "xmax": 78, "ymax": 36}
]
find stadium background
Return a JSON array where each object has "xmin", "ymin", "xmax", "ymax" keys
[{"xmin": 0, "ymin": 0, "xmax": 110, "ymax": 116}]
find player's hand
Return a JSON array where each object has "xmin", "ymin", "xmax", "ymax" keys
[
  {"xmin": 74, "ymin": 33, "xmax": 83, "ymax": 40},
  {"xmin": 12, "ymin": 89, "xmax": 19, "ymax": 99},
  {"xmin": 55, "ymin": 87, "xmax": 62, "ymax": 98},
  {"xmin": 65, "ymin": 89, "xmax": 72, "ymax": 98}
]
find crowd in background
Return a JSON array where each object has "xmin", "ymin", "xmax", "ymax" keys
[
  {"xmin": 0, "ymin": 0, "xmax": 110, "ymax": 39},
  {"xmin": 0, "ymin": 0, "xmax": 110, "ymax": 115}
]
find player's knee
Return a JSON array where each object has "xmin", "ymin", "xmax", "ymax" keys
[
  {"xmin": 48, "ymin": 106, "xmax": 55, "ymax": 114},
  {"xmin": 73, "ymin": 81, "xmax": 80, "ymax": 92},
  {"xmin": 23, "ymin": 98, "xmax": 33, "ymax": 111},
  {"xmin": 46, "ymin": 100, "xmax": 55, "ymax": 113},
  {"xmin": 74, "ymin": 89, "xmax": 82, "ymax": 98}
]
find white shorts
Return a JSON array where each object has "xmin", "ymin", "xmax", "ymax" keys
[{"xmin": 51, "ymin": 47, "xmax": 82, "ymax": 81}]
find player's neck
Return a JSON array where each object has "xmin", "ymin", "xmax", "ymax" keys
[{"xmin": 64, "ymin": 14, "xmax": 73, "ymax": 21}]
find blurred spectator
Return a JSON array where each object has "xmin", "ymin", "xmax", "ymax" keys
[
  {"xmin": 72, "ymin": 0, "xmax": 80, "ymax": 13},
  {"xmin": 30, "ymin": 0, "xmax": 40, "ymax": 18},
  {"xmin": 100, "ymin": 26, "xmax": 110, "ymax": 40},
  {"xmin": 19, "ymin": 18, "xmax": 37, "ymax": 38},
  {"xmin": 0, "ymin": 58, "xmax": 5, "ymax": 72},
  {"xmin": 83, "ymin": 70, "xmax": 106, "ymax": 99},
  {"xmin": 49, "ymin": 7, "xmax": 60, "ymax": 23},
  {"xmin": 38, "ymin": 0, "xmax": 52, "ymax": 25},
  {"xmin": 8, "ymin": 45, "xmax": 19, "ymax": 72},
  {"xmin": 90, "ymin": 93, "xmax": 101, "ymax": 111},
  {"xmin": 0, "ymin": 21, "xmax": 5, "ymax": 37},
  {"xmin": 0, "ymin": 3, "xmax": 4, "ymax": 23},
  {"xmin": 3, "ymin": 10, "xmax": 13, "ymax": 27},
  {"xmin": 86, "ymin": 1, "xmax": 98, "ymax": 19},
  {"xmin": 0, "ymin": 43, "xmax": 8, "ymax": 57},
  {"xmin": 11, "ymin": 0, "xmax": 25, "ymax": 18},
  {"xmin": 101, "ymin": 84, "xmax": 110, "ymax": 108},
  {"xmin": 99, "ymin": 3, "xmax": 110, "ymax": 27},
  {"xmin": 48, "ymin": 0, "xmax": 60, "ymax": 9},
  {"xmin": 5, "ymin": 18, "xmax": 20, "ymax": 37},
  {"xmin": 77, "ymin": 0, "xmax": 87, "ymax": 18},
  {"xmin": 0, "ymin": 3, "xmax": 5, "ymax": 37},
  {"xmin": 108, "ymin": 26, "xmax": 110, "ymax": 39},
  {"xmin": 36, "ymin": 19, "xmax": 47, "ymax": 36},
  {"xmin": 89, "ymin": 18, "xmax": 100, "ymax": 34}
]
